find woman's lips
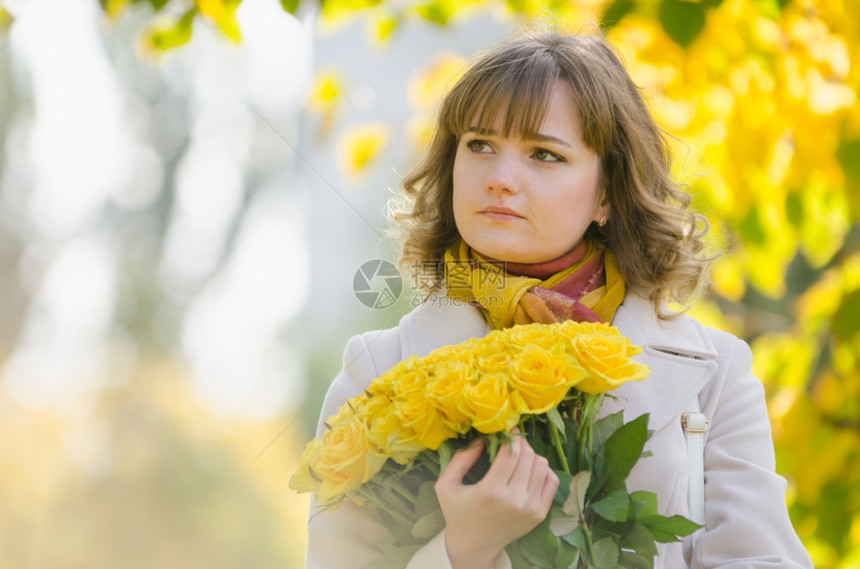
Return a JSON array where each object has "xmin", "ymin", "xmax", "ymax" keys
[{"xmin": 480, "ymin": 206, "xmax": 523, "ymax": 220}]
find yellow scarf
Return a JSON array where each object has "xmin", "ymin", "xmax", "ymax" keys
[{"xmin": 443, "ymin": 239, "xmax": 626, "ymax": 330}]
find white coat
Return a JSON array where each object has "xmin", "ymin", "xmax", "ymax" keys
[{"xmin": 305, "ymin": 292, "xmax": 813, "ymax": 569}]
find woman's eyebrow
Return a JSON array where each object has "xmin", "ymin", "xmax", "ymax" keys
[{"xmin": 465, "ymin": 126, "xmax": 572, "ymax": 148}]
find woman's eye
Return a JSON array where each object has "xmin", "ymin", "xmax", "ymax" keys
[
  {"xmin": 466, "ymin": 140, "xmax": 492, "ymax": 153},
  {"xmin": 533, "ymin": 149, "xmax": 563, "ymax": 162}
]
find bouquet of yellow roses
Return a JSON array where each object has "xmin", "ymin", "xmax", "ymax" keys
[{"xmin": 290, "ymin": 321, "xmax": 699, "ymax": 569}]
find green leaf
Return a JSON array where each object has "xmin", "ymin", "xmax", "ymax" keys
[
  {"xmin": 658, "ymin": 0, "xmax": 706, "ymax": 48},
  {"xmin": 414, "ymin": 481, "xmax": 440, "ymax": 517},
  {"xmin": 591, "ymin": 489, "xmax": 630, "ymax": 522},
  {"xmin": 592, "ymin": 412, "xmax": 624, "ymax": 452},
  {"xmin": 561, "ymin": 471, "xmax": 591, "ymax": 521},
  {"xmin": 591, "ymin": 526, "xmax": 622, "ymax": 544},
  {"xmin": 519, "ymin": 518, "xmax": 559, "ymax": 568},
  {"xmin": 600, "ymin": 0, "xmax": 635, "ymax": 32},
  {"xmin": 620, "ymin": 522, "xmax": 659, "ymax": 557},
  {"xmin": 564, "ymin": 418, "xmax": 581, "ymax": 471},
  {"xmin": 832, "ymin": 288, "xmax": 860, "ymax": 342},
  {"xmin": 437, "ymin": 440, "xmax": 454, "ymax": 472},
  {"xmin": 411, "ymin": 508, "xmax": 444, "ymax": 539},
  {"xmin": 554, "ymin": 470, "xmax": 573, "ymax": 505},
  {"xmin": 555, "ymin": 540, "xmax": 581, "ymax": 569},
  {"xmin": 618, "ymin": 550, "xmax": 653, "ymax": 569},
  {"xmin": 549, "ymin": 505, "xmax": 580, "ymax": 537},
  {"xmin": 281, "ymin": 0, "xmax": 301, "ymax": 13},
  {"xmin": 630, "ymin": 491, "xmax": 658, "ymax": 518},
  {"xmin": 547, "ymin": 408, "xmax": 566, "ymax": 441},
  {"xmin": 639, "ymin": 514, "xmax": 702, "ymax": 543},
  {"xmin": 506, "ymin": 543, "xmax": 533, "ymax": 569},
  {"xmin": 602, "ymin": 414, "xmax": 649, "ymax": 491},
  {"xmin": 560, "ymin": 526, "xmax": 587, "ymax": 550},
  {"xmin": 592, "ymin": 537, "xmax": 620, "ymax": 569}
]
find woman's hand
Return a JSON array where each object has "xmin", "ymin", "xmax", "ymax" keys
[{"xmin": 435, "ymin": 433, "xmax": 559, "ymax": 569}]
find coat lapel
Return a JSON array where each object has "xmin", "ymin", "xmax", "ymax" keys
[{"xmin": 602, "ymin": 294, "xmax": 718, "ymax": 433}]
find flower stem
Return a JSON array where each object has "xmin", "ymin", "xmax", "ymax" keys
[
  {"xmin": 577, "ymin": 393, "xmax": 605, "ymax": 470},
  {"xmin": 582, "ymin": 521, "xmax": 597, "ymax": 566},
  {"xmin": 357, "ymin": 486, "xmax": 414, "ymax": 526},
  {"xmin": 549, "ymin": 421, "xmax": 570, "ymax": 474}
]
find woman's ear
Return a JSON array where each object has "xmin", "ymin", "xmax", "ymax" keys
[{"xmin": 595, "ymin": 196, "xmax": 610, "ymax": 225}]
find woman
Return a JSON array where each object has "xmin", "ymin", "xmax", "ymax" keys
[{"xmin": 305, "ymin": 31, "xmax": 813, "ymax": 569}]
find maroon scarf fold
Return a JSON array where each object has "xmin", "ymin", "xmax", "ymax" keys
[{"xmin": 477, "ymin": 242, "xmax": 607, "ymax": 323}]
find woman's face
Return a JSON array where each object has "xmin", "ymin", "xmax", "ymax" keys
[{"xmin": 452, "ymin": 82, "xmax": 607, "ymax": 264}]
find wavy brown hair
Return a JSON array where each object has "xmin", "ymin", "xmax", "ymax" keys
[{"xmin": 393, "ymin": 31, "xmax": 713, "ymax": 317}]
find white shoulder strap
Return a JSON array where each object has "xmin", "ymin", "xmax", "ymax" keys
[{"xmin": 682, "ymin": 397, "xmax": 707, "ymax": 545}]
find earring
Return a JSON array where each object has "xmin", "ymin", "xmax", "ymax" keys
[{"xmin": 598, "ymin": 217, "xmax": 607, "ymax": 228}]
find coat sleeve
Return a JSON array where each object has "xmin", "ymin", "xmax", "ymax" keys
[
  {"xmin": 693, "ymin": 334, "xmax": 813, "ymax": 569},
  {"xmin": 304, "ymin": 331, "xmax": 514, "ymax": 569}
]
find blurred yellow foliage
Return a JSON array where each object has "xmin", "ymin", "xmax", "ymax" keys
[
  {"xmin": 370, "ymin": 8, "xmax": 399, "ymax": 45},
  {"xmin": 139, "ymin": 9, "xmax": 196, "ymax": 54},
  {"xmin": 338, "ymin": 122, "xmax": 390, "ymax": 178},
  {"xmin": 196, "ymin": 0, "xmax": 242, "ymax": 42},
  {"xmin": 307, "ymin": 68, "xmax": 345, "ymax": 141},
  {"xmin": 0, "ymin": 357, "xmax": 308, "ymax": 568},
  {"xmin": 408, "ymin": 52, "xmax": 466, "ymax": 110},
  {"xmin": 100, "ymin": 0, "xmax": 130, "ymax": 20}
]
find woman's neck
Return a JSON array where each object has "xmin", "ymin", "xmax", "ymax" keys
[{"xmin": 476, "ymin": 241, "xmax": 589, "ymax": 279}]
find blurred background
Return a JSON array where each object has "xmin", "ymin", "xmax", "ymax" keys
[{"xmin": 0, "ymin": 0, "xmax": 857, "ymax": 567}]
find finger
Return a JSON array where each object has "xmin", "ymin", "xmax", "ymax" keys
[
  {"xmin": 539, "ymin": 468, "xmax": 560, "ymax": 512},
  {"xmin": 506, "ymin": 438, "xmax": 536, "ymax": 490},
  {"xmin": 482, "ymin": 435, "xmax": 522, "ymax": 487},
  {"xmin": 437, "ymin": 440, "xmax": 484, "ymax": 490},
  {"xmin": 526, "ymin": 455, "xmax": 550, "ymax": 499}
]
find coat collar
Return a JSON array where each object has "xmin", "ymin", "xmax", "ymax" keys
[
  {"xmin": 401, "ymin": 292, "xmax": 718, "ymax": 434},
  {"xmin": 604, "ymin": 293, "xmax": 718, "ymax": 433}
]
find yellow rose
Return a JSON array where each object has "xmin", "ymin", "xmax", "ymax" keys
[
  {"xmin": 507, "ymin": 344, "xmax": 586, "ymax": 413},
  {"xmin": 423, "ymin": 344, "xmax": 470, "ymax": 367},
  {"xmin": 570, "ymin": 333, "xmax": 650, "ymax": 395},
  {"xmin": 425, "ymin": 359, "xmax": 474, "ymax": 432},
  {"xmin": 505, "ymin": 323, "xmax": 564, "ymax": 351},
  {"xmin": 480, "ymin": 330, "xmax": 510, "ymax": 353},
  {"xmin": 476, "ymin": 351, "xmax": 513, "ymax": 374},
  {"xmin": 558, "ymin": 320, "xmax": 617, "ymax": 339},
  {"xmin": 355, "ymin": 392, "xmax": 392, "ymax": 423},
  {"xmin": 301, "ymin": 416, "xmax": 388, "ymax": 505},
  {"xmin": 367, "ymin": 403, "xmax": 424, "ymax": 465},
  {"xmin": 323, "ymin": 393, "xmax": 368, "ymax": 430},
  {"xmin": 458, "ymin": 372, "xmax": 520, "ymax": 434},
  {"xmin": 393, "ymin": 367, "xmax": 431, "ymax": 398},
  {"xmin": 395, "ymin": 391, "xmax": 457, "ymax": 450},
  {"xmin": 289, "ymin": 435, "xmax": 326, "ymax": 494},
  {"xmin": 368, "ymin": 360, "xmax": 410, "ymax": 397}
]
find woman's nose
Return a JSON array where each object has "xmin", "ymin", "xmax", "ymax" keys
[{"xmin": 485, "ymin": 155, "xmax": 522, "ymax": 194}]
